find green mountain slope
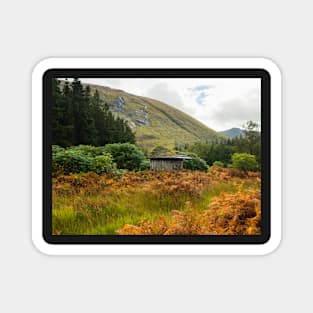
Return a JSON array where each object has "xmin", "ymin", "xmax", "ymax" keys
[{"xmin": 85, "ymin": 83, "xmax": 224, "ymax": 151}]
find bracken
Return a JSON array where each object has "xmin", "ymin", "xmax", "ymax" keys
[{"xmin": 117, "ymin": 187, "xmax": 261, "ymax": 235}]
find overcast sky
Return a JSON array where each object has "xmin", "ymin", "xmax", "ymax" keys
[{"xmin": 81, "ymin": 78, "xmax": 261, "ymax": 131}]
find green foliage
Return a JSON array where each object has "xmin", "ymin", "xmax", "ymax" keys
[
  {"xmin": 52, "ymin": 145, "xmax": 65, "ymax": 155},
  {"xmin": 189, "ymin": 142, "xmax": 234, "ymax": 166},
  {"xmin": 69, "ymin": 145, "xmax": 108, "ymax": 158},
  {"xmin": 186, "ymin": 121, "xmax": 261, "ymax": 168},
  {"xmin": 138, "ymin": 159, "xmax": 150, "ymax": 171},
  {"xmin": 90, "ymin": 153, "xmax": 116, "ymax": 174},
  {"xmin": 242, "ymin": 121, "xmax": 261, "ymax": 163},
  {"xmin": 52, "ymin": 145, "xmax": 116, "ymax": 175},
  {"xmin": 230, "ymin": 153, "xmax": 258, "ymax": 172},
  {"xmin": 70, "ymin": 145, "xmax": 99, "ymax": 157},
  {"xmin": 52, "ymin": 144, "xmax": 149, "ymax": 174},
  {"xmin": 103, "ymin": 143, "xmax": 147, "ymax": 171},
  {"xmin": 53, "ymin": 148, "xmax": 93, "ymax": 174},
  {"xmin": 213, "ymin": 161, "xmax": 224, "ymax": 167},
  {"xmin": 183, "ymin": 154, "xmax": 208, "ymax": 172}
]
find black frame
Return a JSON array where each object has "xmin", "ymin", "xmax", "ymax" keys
[{"xmin": 43, "ymin": 68, "xmax": 270, "ymax": 244}]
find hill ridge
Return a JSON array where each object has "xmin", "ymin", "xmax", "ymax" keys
[{"xmin": 83, "ymin": 82, "xmax": 224, "ymax": 151}]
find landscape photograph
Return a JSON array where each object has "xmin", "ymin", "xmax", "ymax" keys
[{"xmin": 51, "ymin": 77, "xmax": 261, "ymax": 235}]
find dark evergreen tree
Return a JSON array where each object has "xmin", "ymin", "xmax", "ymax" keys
[
  {"xmin": 51, "ymin": 78, "xmax": 136, "ymax": 147},
  {"xmin": 83, "ymin": 85, "xmax": 97, "ymax": 145},
  {"xmin": 51, "ymin": 79, "xmax": 63, "ymax": 145},
  {"xmin": 60, "ymin": 79, "xmax": 74, "ymax": 145},
  {"xmin": 51, "ymin": 79, "xmax": 74, "ymax": 146}
]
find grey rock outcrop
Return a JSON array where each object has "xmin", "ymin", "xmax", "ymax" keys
[
  {"xmin": 134, "ymin": 106, "xmax": 149, "ymax": 126},
  {"xmin": 110, "ymin": 96, "xmax": 125, "ymax": 112}
]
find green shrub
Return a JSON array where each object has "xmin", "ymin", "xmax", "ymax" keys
[
  {"xmin": 52, "ymin": 145, "xmax": 65, "ymax": 155},
  {"xmin": 90, "ymin": 153, "xmax": 116, "ymax": 174},
  {"xmin": 183, "ymin": 154, "xmax": 208, "ymax": 172},
  {"xmin": 70, "ymin": 145, "xmax": 108, "ymax": 157},
  {"xmin": 213, "ymin": 161, "xmax": 224, "ymax": 167},
  {"xmin": 103, "ymin": 143, "xmax": 147, "ymax": 171},
  {"xmin": 230, "ymin": 153, "xmax": 258, "ymax": 172},
  {"xmin": 139, "ymin": 159, "xmax": 150, "ymax": 171},
  {"xmin": 70, "ymin": 145, "xmax": 98, "ymax": 157},
  {"xmin": 53, "ymin": 149, "xmax": 93, "ymax": 174},
  {"xmin": 52, "ymin": 144, "xmax": 148, "ymax": 174}
]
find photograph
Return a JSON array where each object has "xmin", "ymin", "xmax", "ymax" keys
[{"xmin": 51, "ymin": 77, "xmax": 262, "ymax": 236}]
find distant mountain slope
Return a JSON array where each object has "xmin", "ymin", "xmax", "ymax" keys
[
  {"xmin": 84, "ymin": 83, "xmax": 224, "ymax": 151},
  {"xmin": 219, "ymin": 127, "xmax": 244, "ymax": 138}
]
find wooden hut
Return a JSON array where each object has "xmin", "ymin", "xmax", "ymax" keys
[{"xmin": 149, "ymin": 155, "xmax": 191, "ymax": 171}]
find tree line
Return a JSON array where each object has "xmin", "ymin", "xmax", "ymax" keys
[
  {"xmin": 175, "ymin": 121, "xmax": 261, "ymax": 167},
  {"xmin": 51, "ymin": 78, "xmax": 135, "ymax": 147}
]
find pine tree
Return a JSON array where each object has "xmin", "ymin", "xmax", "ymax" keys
[
  {"xmin": 71, "ymin": 78, "xmax": 95, "ymax": 145},
  {"xmin": 51, "ymin": 78, "xmax": 136, "ymax": 147},
  {"xmin": 60, "ymin": 79, "xmax": 74, "ymax": 145},
  {"xmin": 91, "ymin": 90, "xmax": 107, "ymax": 145},
  {"xmin": 83, "ymin": 85, "xmax": 97, "ymax": 144},
  {"xmin": 51, "ymin": 79, "xmax": 63, "ymax": 145}
]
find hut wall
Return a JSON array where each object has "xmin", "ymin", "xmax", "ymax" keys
[{"xmin": 150, "ymin": 159, "xmax": 183, "ymax": 171}]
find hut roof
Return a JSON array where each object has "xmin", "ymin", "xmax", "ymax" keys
[{"xmin": 149, "ymin": 154, "xmax": 192, "ymax": 160}]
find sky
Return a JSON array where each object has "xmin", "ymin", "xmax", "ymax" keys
[{"xmin": 81, "ymin": 78, "xmax": 261, "ymax": 131}]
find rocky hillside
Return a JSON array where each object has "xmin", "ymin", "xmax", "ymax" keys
[{"xmin": 85, "ymin": 83, "xmax": 224, "ymax": 151}]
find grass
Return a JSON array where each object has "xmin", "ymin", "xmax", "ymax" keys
[{"xmin": 52, "ymin": 167, "xmax": 261, "ymax": 235}]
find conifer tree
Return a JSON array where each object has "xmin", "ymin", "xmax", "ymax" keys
[
  {"xmin": 51, "ymin": 78, "xmax": 136, "ymax": 147},
  {"xmin": 51, "ymin": 79, "xmax": 63, "ymax": 145}
]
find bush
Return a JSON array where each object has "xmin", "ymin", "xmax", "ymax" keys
[
  {"xmin": 52, "ymin": 145, "xmax": 65, "ymax": 155},
  {"xmin": 183, "ymin": 155, "xmax": 208, "ymax": 172},
  {"xmin": 70, "ymin": 145, "xmax": 108, "ymax": 157},
  {"xmin": 53, "ymin": 148, "xmax": 93, "ymax": 174},
  {"xmin": 213, "ymin": 161, "xmax": 224, "ymax": 167},
  {"xmin": 230, "ymin": 153, "xmax": 258, "ymax": 172},
  {"xmin": 90, "ymin": 153, "xmax": 116, "ymax": 174},
  {"xmin": 52, "ymin": 144, "xmax": 148, "ymax": 175},
  {"xmin": 104, "ymin": 143, "xmax": 147, "ymax": 171},
  {"xmin": 138, "ymin": 159, "xmax": 150, "ymax": 171},
  {"xmin": 52, "ymin": 146, "xmax": 116, "ymax": 175},
  {"xmin": 70, "ymin": 145, "xmax": 98, "ymax": 157}
]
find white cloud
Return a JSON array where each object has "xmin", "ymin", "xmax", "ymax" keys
[
  {"xmin": 146, "ymin": 82, "xmax": 185, "ymax": 110},
  {"xmin": 207, "ymin": 87, "xmax": 261, "ymax": 130}
]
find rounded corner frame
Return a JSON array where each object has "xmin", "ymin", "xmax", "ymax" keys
[{"xmin": 32, "ymin": 57, "xmax": 281, "ymax": 256}]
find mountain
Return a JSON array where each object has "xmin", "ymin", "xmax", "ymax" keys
[
  {"xmin": 219, "ymin": 127, "xmax": 244, "ymax": 139},
  {"xmin": 84, "ymin": 83, "xmax": 224, "ymax": 151}
]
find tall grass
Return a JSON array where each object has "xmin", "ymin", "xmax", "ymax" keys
[{"xmin": 52, "ymin": 168, "xmax": 260, "ymax": 235}]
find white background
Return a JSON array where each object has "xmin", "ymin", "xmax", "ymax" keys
[{"xmin": 0, "ymin": 0, "xmax": 311, "ymax": 312}]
